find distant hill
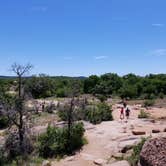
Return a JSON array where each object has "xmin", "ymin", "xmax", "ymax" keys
[
  {"xmin": 0, "ymin": 76, "xmax": 87, "ymax": 80},
  {"xmin": 0, "ymin": 76, "xmax": 16, "ymax": 79}
]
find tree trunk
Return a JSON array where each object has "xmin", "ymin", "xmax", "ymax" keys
[
  {"xmin": 18, "ymin": 75, "xmax": 22, "ymax": 98},
  {"xmin": 67, "ymin": 98, "xmax": 74, "ymax": 153},
  {"xmin": 18, "ymin": 75, "xmax": 24, "ymax": 153}
]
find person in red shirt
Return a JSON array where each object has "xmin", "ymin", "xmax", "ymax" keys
[{"xmin": 120, "ymin": 107, "xmax": 124, "ymax": 120}]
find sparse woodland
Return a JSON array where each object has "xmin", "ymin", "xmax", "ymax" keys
[{"xmin": 0, "ymin": 64, "xmax": 166, "ymax": 165}]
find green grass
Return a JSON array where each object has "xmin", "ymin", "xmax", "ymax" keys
[
  {"xmin": 138, "ymin": 109, "xmax": 150, "ymax": 119},
  {"xmin": 126, "ymin": 138, "xmax": 148, "ymax": 166}
]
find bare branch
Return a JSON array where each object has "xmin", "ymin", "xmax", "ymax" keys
[{"xmin": 11, "ymin": 63, "xmax": 33, "ymax": 77}]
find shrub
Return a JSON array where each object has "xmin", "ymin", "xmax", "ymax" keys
[
  {"xmin": 0, "ymin": 148, "xmax": 7, "ymax": 165},
  {"xmin": 138, "ymin": 110, "xmax": 150, "ymax": 119},
  {"xmin": 127, "ymin": 138, "xmax": 147, "ymax": 166},
  {"xmin": 98, "ymin": 103, "xmax": 113, "ymax": 121},
  {"xmin": 45, "ymin": 103, "xmax": 56, "ymax": 113},
  {"xmin": 56, "ymin": 88, "xmax": 66, "ymax": 98},
  {"xmin": 38, "ymin": 122, "xmax": 85, "ymax": 158},
  {"xmin": 86, "ymin": 103, "xmax": 113, "ymax": 124},
  {"xmin": 143, "ymin": 100, "xmax": 155, "ymax": 107},
  {"xmin": 57, "ymin": 104, "xmax": 74, "ymax": 121},
  {"xmin": 57, "ymin": 102, "xmax": 113, "ymax": 125},
  {"xmin": 5, "ymin": 132, "xmax": 33, "ymax": 160},
  {"xmin": 96, "ymin": 94, "xmax": 107, "ymax": 102},
  {"xmin": 159, "ymin": 92, "xmax": 164, "ymax": 99},
  {"xmin": 69, "ymin": 122, "xmax": 85, "ymax": 152},
  {"xmin": 0, "ymin": 115, "xmax": 9, "ymax": 129},
  {"xmin": 85, "ymin": 105, "xmax": 103, "ymax": 124}
]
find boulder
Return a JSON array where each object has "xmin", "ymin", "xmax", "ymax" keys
[
  {"xmin": 42, "ymin": 160, "xmax": 51, "ymax": 166},
  {"xmin": 152, "ymin": 129, "xmax": 160, "ymax": 133},
  {"xmin": 140, "ymin": 137, "xmax": 166, "ymax": 166},
  {"xmin": 132, "ymin": 130, "xmax": 146, "ymax": 135}
]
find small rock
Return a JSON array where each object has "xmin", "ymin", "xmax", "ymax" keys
[
  {"xmin": 132, "ymin": 130, "xmax": 146, "ymax": 135},
  {"xmin": 150, "ymin": 119, "xmax": 155, "ymax": 123},
  {"xmin": 81, "ymin": 153, "xmax": 96, "ymax": 161},
  {"xmin": 112, "ymin": 153, "xmax": 123, "ymax": 158},
  {"xmin": 94, "ymin": 158, "xmax": 106, "ymax": 166},
  {"xmin": 152, "ymin": 129, "xmax": 160, "ymax": 133},
  {"xmin": 121, "ymin": 145, "xmax": 133, "ymax": 153},
  {"xmin": 42, "ymin": 160, "xmax": 51, "ymax": 166},
  {"xmin": 130, "ymin": 125, "xmax": 134, "ymax": 130},
  {"xmin": 97, "ymin": 131, "xmax": 105, "ymax": 135},
  {"xmin": 123, "ymin": 149, "xmax": 133, "ymax": 158},
  {"xmin": 122, "ymin": 127, "xmax": 127, "ymax": 133},
  {"xmin": 107, "ymin": 160, "xmax": 130, "ymax": 166},
  {"xmin": 64, "ymin": 156, "xmax": 75, "ymax": 162}
]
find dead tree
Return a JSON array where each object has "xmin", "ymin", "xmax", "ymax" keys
[
  {"xmin": 0, "ymin": 63, "xmax": 33, "ymax": 157},
  {"xmin": 66, "ymin": 80, "xmax": 82, "ymax": 153},
  {"xmin": 11, "ymin": 63, "xmax": 33, "ymax": 153}
]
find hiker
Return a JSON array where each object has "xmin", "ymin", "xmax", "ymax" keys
[
  {"xmin": 120, "ymin": 107, "xmax": 125, "ymax": 120},
  {"xmin": 42, "ymin": 102, "xmax": 45, "ymax": 112},
  {"xmin": 125, "ymin": 107, "xmax": 130, "ymax": 120},
  {"xmin": 123, "ymin": 100, "xmax": 127, "ymax": 108}
]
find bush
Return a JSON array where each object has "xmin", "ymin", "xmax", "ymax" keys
[
  {"xmin": 96, "ymin": 94, "xmax": 107, "ymax": 102},
  {"xmin": 38, "ymin": 123, "xmax": 85, "ymax": 158},
  {"xmin": 57, "ymin": 104, "xmax": 74, "ymax": 121},
  {"xmin": 127, "ymin": 138, "xmax": 147, "ymax": 166},
  {"xmin": 56, "ymin": 88, "xmax": 66, "ymax": 98},
  {"xmin": 0, "ymin": 148, "xmax": 7, "ymax": 165},
  {"xmin": 86, "ymin": 103, "xmax": 113, "ymax": 124},
  {"xmin": 159, "ymin": 92, "xmax": 164, "ymax": 99},
  {"xmin": 5, "ymin": 132, "xmax": 33, "ymax": 160},
  {"xmin": 0, "ymin": 115, "xmax": 9, "ymax": 129},
  {"xmin": 85, "ymin": 106, "xmax": 102, "ymax": 124},
  {"xmin": 45, "ymin": 103, "xmax": 56, "ymax": 113},
  {"xmin": 138, "ymin": 110, "xmax": 150, "ymax": 119},
  {"xmin": 143, "ymin": 100, "xmax": 155, "ymax": 107},
  {"xmin": 57, "ymin": 102, "xmax": 113, "ymax": 125}
]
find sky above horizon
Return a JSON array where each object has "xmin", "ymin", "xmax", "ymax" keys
[{"xmin": 0, "ymin": 0, "xmax": 166, "ymax": 76}]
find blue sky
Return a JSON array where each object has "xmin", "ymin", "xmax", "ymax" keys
[{"xmin": 0, "ymin": 0, "xmax": 166, "ymax": 76}]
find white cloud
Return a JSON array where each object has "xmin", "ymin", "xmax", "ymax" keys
[
  {"xmin": 151, "ymin": 49, "xmax": 166, "ymax": 56},
  {"xmin": 94, "ymin": 56, "xmax": 108, "ymax": 60},
  {"xmin": 152, "ymin": 23, "xmax": 164, "ymax": 27},
  {"xmin": 31, "ymin": 6, "xmax": 48, "ymax": 12}
]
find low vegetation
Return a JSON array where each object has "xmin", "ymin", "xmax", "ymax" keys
[
  {"xmin": 0, "ymin": 115, "xmax": 9, "ymax": 129},
  {"xmin": 38, "ymin": 123, "xmax": 85, "ymax": 158},
  {"xmin": 58, "ymin": 102, "xmax": 113, "ymax": 125},
  {"xmin": 143, "ymin": 99, "xmax": 155, "ymax": 107},
  {"xmin": 138, "ymin": 109, "xmax": 150, "ymax": 119},
  {"xmin": 127, "ymin": 138, "xmax": 147, "ymax": 166},
  {"xmin": 85, "ymin": 103, "xmax": 113, "ymax": 124}
]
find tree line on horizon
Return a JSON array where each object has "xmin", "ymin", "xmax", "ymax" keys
[{"xmin": 1, "ymin": 72, "xmax": 166, "ymax": 100}]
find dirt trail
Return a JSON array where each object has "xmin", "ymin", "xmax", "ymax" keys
[{"xmin": 52, "ymin": 105, "xmax": 166, "ymax": 166}]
